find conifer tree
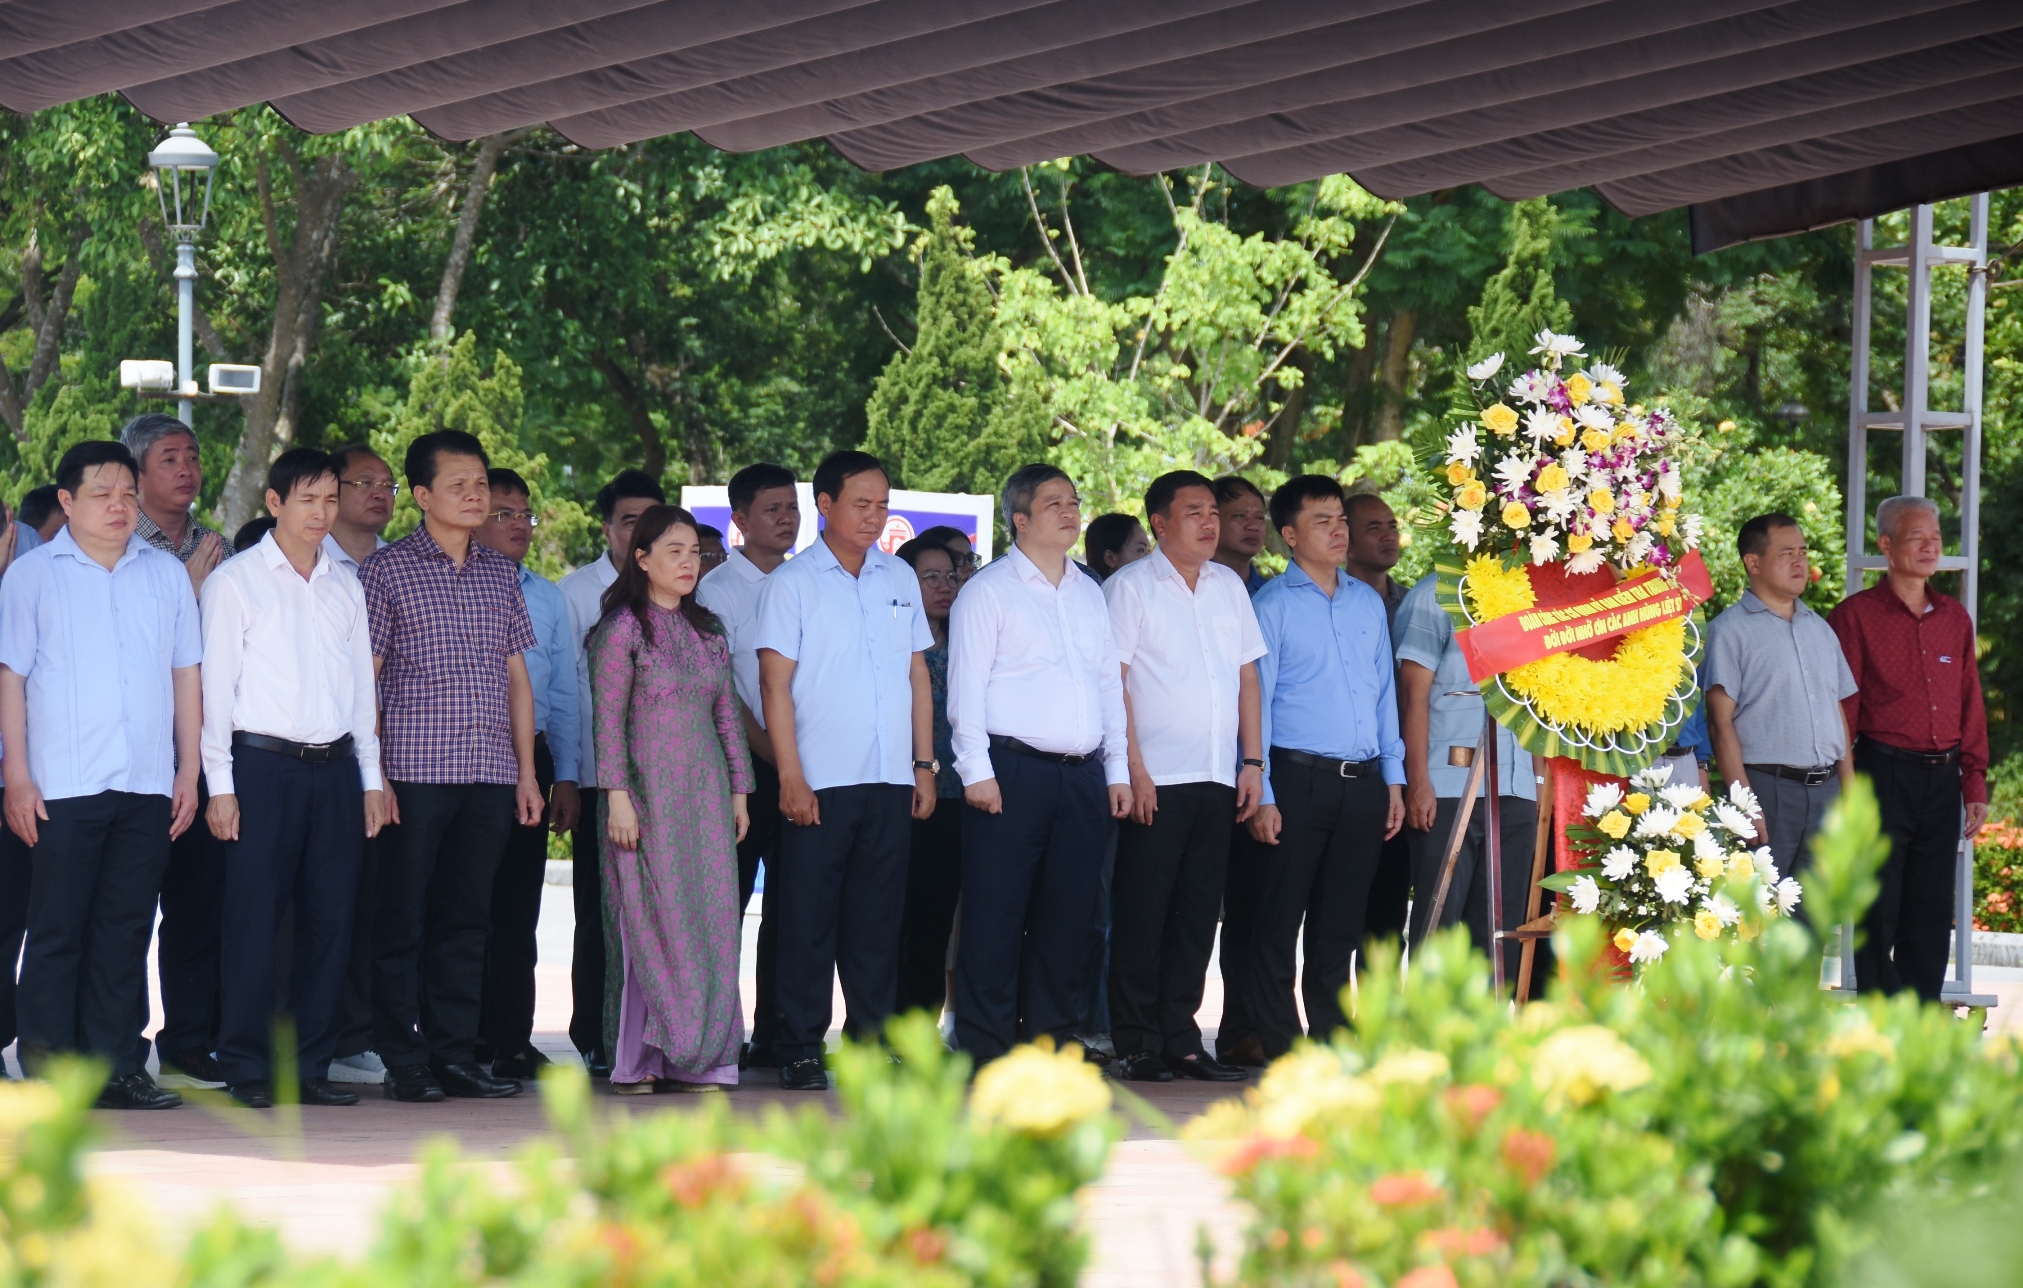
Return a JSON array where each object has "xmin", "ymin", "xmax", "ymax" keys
[{"xmin": 1463, "ymin": 197, "xmax": 1574, "ymax": 370}]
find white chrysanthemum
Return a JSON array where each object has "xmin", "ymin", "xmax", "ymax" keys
[
  {"xmin": 1529, "ymin": 329, "xmax": 1586, "ymax": 361},
  {"xmin": 1528, "ymin": 534, "xmax": 1560, "ymax": 565},
  {"xmin": 1633, "ymin": 764, "xmax": 1676, "ymax": 790},
  {"xmin": 1653, "ymin": 866, "xmax": 1695, "ymax": 905},
  {"xmin": 1708, "ymin": 892, "xmax": 1742, "ymax": 926},
  {"xmin": 1758, "ymin": 854, "xmax": 1781, "ymax": 886},
  {"xmin": 1682, "ymin": 513, "xmax": 1704, "ymax": 549},
  {"xmin": 1494, "ymin": 454, "xmax": 1538, "ymax": 496},
  {"xmin": 1523, "ymin": 406, "xmax": 1561, "ymax": 442},
  {"xmin": 1727, "ymin": 778, "xmax": 1761, "ymax": 816},
  {"xmin": 1589, "ymin": 362, "xmax": 1626, "ymax": 387},
  {"xmin": 1623, "ymin": 532, "xmax": 1654, "ymax": 566},
  {"xmin": 1466, "ymin": 353, "xmax": 1505, "ymax": 382},
  {"xmin": 1660, "ymin": 784, "xmax": 1702, "ymax": 810},
  {"xmin": 1691, "ymin": 829, "xmax": 1724, "ymax": 861},
  {"xmin": 1713, "ymin": 802, "xmax": 1755, "ymax": 838},
  {"xmin": 1567, "ymin": 550, "xmax": 1605, "ymax": 575},
  {"xmin": 1584, "ymin": 782, "xmax": 1625, "ymax": 817},
  {"xmin": 1559, "ymin": 446, "xmax": 1589, "ymax": 479},
  {"xmin": 1657, "ymin": 468, "xmax": 1683, "ymax": 500},
  {"xmin": 1445, "ymin": 424, "xmax": 1481, "ymax": 465},
  {"xmin": 1775, "ymin": 877, "xmax": 1803, "ymax": 915},
  {"xmin": 1601, "ymin": 846, "xmax": 1637, "ymax": 880},
  {"xmin": 1756, "ymin": 882, "xmax": 1777, "ymax": 914},
  {"xmin": 1569, "ymin": 874, "xmax": 1601, "ymax": 915},
  {"xmin": 1538, "ymin": 489, "xmax": 1578, "ymax": 524},
  {"xmin": 1752, "ymin": 845, "xmax": 1775, "ymax": 870},
  {"xmin": 1635, "ymin": 806, "xmax": 1681, "ymax": 838},
  {"xmin": 1574, "ymin": 404, "xmax": 1614, "ymax": 431},
  {"xmin": 1508, "ymin": 370, "xmax": 1551, "ymax": 404},
  {"xmin": 1450, "ymin": 509, "xmax": 1483, "ymax": 550},
  {"xmin": 1629, "ymin": 930, "xmax": 1669, "ymax": 963}
]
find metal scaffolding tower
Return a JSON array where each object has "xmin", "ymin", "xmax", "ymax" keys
[{"xmin": 1844, "ymin": 194, "xmax": 1994, "ymax": 1010}]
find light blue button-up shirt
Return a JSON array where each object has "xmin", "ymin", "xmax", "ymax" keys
[
  {"xmin": 0, "ymin": 529, "xmax": 203, "ymax": 800},
  {"xmin": 1391, "ymin": 572, "xmax": 1535, "ymax": 802},
  {"xmin": 1252, "ymin": 560, "xmax": 1404, "ymax": 802},
  {"xmin": 754, "ymin": 536, "xmax": 932, "ymax": 792},
  {"xmin": 517, "ymin": 565, "xmax": 582, "ymax": 783}
]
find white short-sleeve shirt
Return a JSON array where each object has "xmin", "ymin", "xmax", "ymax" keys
[
  {"xmin": 1104, "ymin": 549, "xmax": 1266, "ymax": 787},
  {"xmin": 696, "ymin": 546, "xmax": 771, "ymax": 727}
]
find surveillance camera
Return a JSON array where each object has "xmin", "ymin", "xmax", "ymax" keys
[
  {"xmin": 208, "ymin": 364, "xmax": 260, "ymax": 396},
  {"xmin": 119, "ymin": 360, "xmax": 175, "ymax": 391}
]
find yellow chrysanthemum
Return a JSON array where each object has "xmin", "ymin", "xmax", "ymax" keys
[
  {"xmin": 1480, "ymin": 403, "xmax": 1520, "ymax": 435},
  {"xmin": 1589, "ymin": 489, "xmax": 1615, "ymax": 514},
  {"xmin": 1596, "ymin": 811, "xmax": 1632, "ymax": 840},
  {"xmin": 1565, "ymin": 373, "xmax": 1593, "ymax": 405},
  {"xmin": 1566, "ymin": 532, "xmax": 1593, "ymax": 553},
  {"xmin": 1581, "ymin": 427, "xmax": 1613, "ymax": 453},
  {"xmin": 1454, "ymin": 481, "xmax": 1488, "ymax": 511},
  {"xmin": 1694, "ymin": 909, "xmax": 1722, "ymax": 940},
  {"xmin": 970, "ymin": 1039, "xmax": 1112, "ymax": 1138},
  {"xmin": 1501, "ymin": 502, "xmax": 1532, "ymax": 530},
  {"xmin": 1535, "ymin": 462, "xmax": 1569, "ymax": 494},
  {"xmin": 1644, "ymin": 849, "xmax": 1681, "ymax": 876},
  {"xmin": 1623, "ymin": 792, "xmax": 1650, "ymax": 815},
  {"xmin": 1446, "ymin": 461, "xmax": 1474, "ymax": 486}
]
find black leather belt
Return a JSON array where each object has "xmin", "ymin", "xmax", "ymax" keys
[
  {"xmin": 989, "ymin": 734, "xmax": 1100, "ymax": 766},
  {"xmin": 234, "ymin": 731, "xmax": 355, "ymax": 764},
  {"xmin": 1746, "ymin": 762, "xmax": 1836, "ymax": 787},
  {"xmin": 1272, "ymin": 747, "xmax": 1381, "ymax": 778},
  {"xmin": 1857, "ymin": 738, "xmax": 1960, "ymax": 769}
]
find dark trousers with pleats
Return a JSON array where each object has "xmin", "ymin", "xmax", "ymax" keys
[{"xmin": 1108, "ymin": 781, "xmax": 1232, "ymax": 1061}]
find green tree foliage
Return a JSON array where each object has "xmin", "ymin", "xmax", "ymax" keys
[
  {"xmin": 864, "ymin": 188, "xmax": 1046, "ymax": 495},
  {"xmin": 1460, "ymin": 197, "xmax": 1575, "ymax": 373}
]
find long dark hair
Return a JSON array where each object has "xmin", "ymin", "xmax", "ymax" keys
[{"xmin": 595, "ymin": 504, "xmax": 720, "ymax": 646}]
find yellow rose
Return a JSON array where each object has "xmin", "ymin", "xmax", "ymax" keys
[
  {"xmin": 1447, "ymin": 461, "xmax": 1475, "ymax": 486},
  {"xmin": 1694, "ymin": 909, "xmax": 1722, "ymax": 941},
  {"xmin": 1566, "ymin": 532, "xmax": 1593, "ymax": 554},
  {"xmin": 1644, "ymin": 849, "xmax": 1681, "ymax": 876},
  {"xmin": 1535, "ymin": 463, "xmax": 1569, "ymax": 493},
  {"xmin": 1611, "ymin": 518, "xmax": 1635, "ymax": 543},
  {"xmin": 1480, "ymin": 403, "xmax": 1520, "ymax": 435},
  {"xmin": 1623, "ymin": 792, "xmax": 1650, "ymax": 815},
  {"xmin": 1654, "ymin": 516, "xmax": 1675, "ymax": 537},
  {"xmin": 1738, "ymin": 917, "xmax": 1761, "ymax": 941},
  {"xmin": 1565, "ymin": 373, "xmax": 1593, "ymax": 405},
  {"xmin": 1455, "ymin": 481, "xmax": 1488, "ymax": 511},
  {"xmin": 1613, "ymin": 927, "xmax": 1640, "ymax": 954},
  {"xmin": 1501, "ymin": 502, "xmax": 1532, "ymax": 530},
  {"xmin": 1553, "ymin": 417, "xmax": 1576, "ymax": 446},
  {"xmin": 1596, "ymin": 811, "xmax": 1632, "ymax": 840},
  {"xmin": 1696, "ymin": 854, "xmax": 1725, "ymax": 879},
  {"xmin": 1690, "ymin": 793, "xmax": 1713, "ymax": 811},
  {"xmin": 1729, "ymin": 854, "xmax": 1755, "ymax": 883},
  {"xmin": 1672, "ymin": 813, "xmax": 1706, "ymax": 839},
  {"xmin": 1599, "ymin": 381, "xmax": 1624, "ymax": 405},
  {"xmin": 1581, "ymin": 427, "xmax": 1613, "ymax": 453},
  {"xmin": 1588, "ymin": 489, "xmax": 1615, "ymax": 514}
]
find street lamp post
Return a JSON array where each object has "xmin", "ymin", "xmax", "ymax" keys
[{"xmin": 146, "ymin": 123, "xmax": 219, "ymax": 428}]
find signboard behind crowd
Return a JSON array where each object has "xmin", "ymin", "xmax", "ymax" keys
[{"xmin": 680, "ymin": 484, "xmax": 997, "ymax": 560}]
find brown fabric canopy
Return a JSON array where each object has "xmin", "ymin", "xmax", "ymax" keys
[{"xmin": 4, "ymin": 0, "xmax": 2019, "ymax": 250}]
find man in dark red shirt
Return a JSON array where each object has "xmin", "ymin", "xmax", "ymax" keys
[{"xmin": 1830, "ymin": 495, "xmax": 1989, "ymax": 1002}]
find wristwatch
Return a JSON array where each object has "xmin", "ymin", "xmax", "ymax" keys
[
  {"xmin": 914, "ymin": 758, "xmax": 941, "ymax": 775},
  {"xmin": 1242, "ymin": 758, "xmax": 1266, "ymax": 769}
]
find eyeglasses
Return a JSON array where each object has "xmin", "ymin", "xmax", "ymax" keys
[
  {"xmin": 700, "ymin": 549, "xmax": 727, "ymax": 565},
  {"xmin": 917, "ymin": 570, "xmax": 959, "ymax": 588},
  {"xmin": 486, "ymin": 509, "xmax": 539, "ymax": 526},
  {"xmin": 950, "ymin": 552, "xmax": 981, "ymax": 569},
  {"xmin": 340, "ymin": 478, "xmax": 400, "ymax": 497}
]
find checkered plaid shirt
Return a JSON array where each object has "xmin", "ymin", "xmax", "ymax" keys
[
  {"xmin": 361, "ymin": 525, "xmax": 538, "ymax": 785},
  {"xmin": 135, "ymin": 508, "xmax": 220, "ymax": 562}
]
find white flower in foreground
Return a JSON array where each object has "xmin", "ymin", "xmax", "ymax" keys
[
  {"xmin": 1636, "ymin": 806, "xmax": 1682, "ymax": 839},
  {"xmin": 1629, "ymin": 930, "xmax": 1669, "ymax": 964},
  {"xmin": 1494, "ymin": 454, "xmax": 1538, "ymax": 496},
  {"xmin": 1567, "ymin": 550, "xmax": 1605, "ymax": 575},
  {"xmin": 1575, "ymin": 403, "xmax": 1615, "ymax": 430},
  {"xmin": 1691, "ymin": 830, "xmax": 1724, "ymax": 861},
  {"xmin": 1727, "ymin": 778, "xmax": 1761, "ymax": 817},
  {"xmin": 1529, "ymin": 534, "xmax": 1560, "ymax": 565},
  {"xmin": 1601, "ymin": 846, "xmax": 1637, "ymax": 880},
  {"xmin": 1559, "ymin": 446, "xmax": 1590, "ymax": 479},
  {"xmin": 1708, "ymin": 892, "xmax": 1742, "ymax": 926},
  {"xmin": 1752, "ymin": 845, "xmax": 1776, "ymax": 871},
  {"xmin": 1529, "ymin": 329, "xmax": 1586, "ymax": 361},
  {"xmin": 1659, "ymin": 784, "xmax": 1703, "ymax": 810},
  {"xmin": 1682, "ymin": 513, "xmax": 1704, "ymax": 549},
  {"xmin": 1446, "ymin": 424, "xmax": 1482, "ymax": 465},
  {"xmin": 1775, "ymin": 877, "xmax": 1803, "ymax": 916},
  {"xmin": 1450, "ymin": 509, "xmax": 1484, "ymax": 551},
  {"xmin": 1713, "ymin": 802, "xmax": 1756, "ymax": 838},
  {"xmin": 1623, "ymin": 532, "xmax": 1654, "ymax": 566},
  {"xmin": 1539, "ymin": 488, "xmax": 1578, "ymax": 523},
  {"xmin": 1509, "ymin": 370, "xmax": 1551, "ymax": 404},
  {"xmin": 1584, "ymin": 782, "xmax": 1625, "ymax": 817},
  {"xmin": 1467, "ymin": 352, "xmax": 1505, "ymax": 382},
  {"xmin": 1633, "ymin": 764, "xmax": 1676, "ymax": 790},
  {"xmin": 1589, "ymin": 362, "xmax": 1626, "ymax": 387},
  {"xmin": 1524, "ymin": 406, "xmax": 1561, "ymax": 442},
  {"xmin": 1569, "ymin": 874, "xmax": 1601, "ymax": 915},
  {"xmin": 1654, "ymin": 866, "xmax": 1695, "ymax": 904},
  {"xmin": 1758, "ymin": 854, "xmax": 1781, "ymax": 886},
  {"xmin": 1657, "ymin": 469, "xmax": 1683, "ymax": 500}
]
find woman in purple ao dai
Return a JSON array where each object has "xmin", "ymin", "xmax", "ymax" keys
[{"xmin": 589, "ymin": 504, "xmax": 752, "ymax": 1092}]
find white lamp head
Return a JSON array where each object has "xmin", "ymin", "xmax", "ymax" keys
[{"xmin": 148, "ymin": 123, "xmax": 219, "ymax": 235}]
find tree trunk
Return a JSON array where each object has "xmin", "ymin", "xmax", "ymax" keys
[
  {"xmin": 0, "ymin": 220, "xmax": 89, "ymax": 439},
  {"xmin": 1370, "ymin": 310, "xmax": 1416, "ymax": 442},
  {"xmin": 430, "ymin": 130, "xmax": 527, "ymax": 344},
  {"xmin": 1262, "ymin": 347, "xmax": 1313, "ymax": 473},
  {"xmin": 218, "ymin": 151, "xmax": 356, "ymax": 531},
  {"xmin": 1337, "ymin": 335, "xmax": 1380, "ymax": 453},
  {"xmin": 590, "ymin": 353, "xmax": 666, "ymax": 479}
]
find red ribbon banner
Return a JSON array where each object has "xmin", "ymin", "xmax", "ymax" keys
[{"xmin": 1455, "ymin": 550, "xmax": 1713, "ymax": 684}]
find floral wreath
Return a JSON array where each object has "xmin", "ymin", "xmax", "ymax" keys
[{"xmin": 1433, "ymin": 331, "xmax": 1705, "ymax": 778}]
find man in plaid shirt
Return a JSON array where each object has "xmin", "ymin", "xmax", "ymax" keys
[{"xmin": 362, "ymin": 429, "xmax": 543, "ymax": 1103}]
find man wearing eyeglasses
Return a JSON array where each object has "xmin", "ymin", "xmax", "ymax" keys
[
  {"xmin": 323, "ymin": 445, "xmax": 397, "ymax": 576},
  {"xmin": 470, "ymin": 469, "xmax": 580, "ymax": 1081}
]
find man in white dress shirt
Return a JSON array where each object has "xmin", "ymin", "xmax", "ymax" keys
[
  {"xmin": 949, "ymin": 463, "xmax": 1132, "ymax": 1065},
  {"xmin": 756, "ymin": 450, "xmax": 936, "ymax": 1092},
  {"xmin": 695, "ymin": 461, "xmax": 800, "ymax": 1068},
  {"xmin": 1103, "ymin": 470, "xmax": 1264, "ymax": 1084},
  {"xmin": 200, "ymin": 449, "xmax": 387, "ymax": 1109},
  {"xmin": 556, "ymin": 468, "xmax": 664, "ymax": 1076}
]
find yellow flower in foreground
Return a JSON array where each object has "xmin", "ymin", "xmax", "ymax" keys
[
  {"xmin": 1696, "ymin": 853, "xmax": 1725, "ymax": 880},
  {"xmin": 1532, "ymin": 1025, "xmax": 1651, "ymax": 1106},
  {"xmin": 1566, "ymin": 532, "xmax": 1593, "ymax": 554},
  {"xmin": 1534, "ymin": 462, "xmax": 1569, "ymax": 494},
  {"xmin": 1370, "ymin": 1048, "xmax": 1451, "ymax": 1087},
  {"xmin": 1599, "ymin": 381, "xmax": 1624, "ymax": 405},
  {"xmin": 1613, "ymin": 927, "xmax": 1639, "ymax": 954},
  {"xmin": 970, "ymin": 1039, "xmax": 1112, "ymax": 1138},
  {"xmin": 1623, "ymin": 792, "xmax": 1650, "ymax": 815},
  {"xmin": 1481, "ymin": 403, "xmax": 1520, "ymax": 435},
  {"xmin": 1446, "ymin": 461, "xmax": 1475, "ymax": 486},
  {"xmin": 1501, "ymin": 502, "xmax": 1532, "ymax": 530},
  {"xmin": 1596, "ymin": 811, "xmax": 1632, "ymax": 839},
  {"xmin": 1664, "ymin": 492, "xmax": 1683, "ymax": 509},
  {"xmin": 1728, "ymin": 853, "xmax": 1755, "ymax": 883},
  {"xmin": 1672, "ymin": 812, "xmax": 1706, "ymax": 839},
  {"xmin": 1613, "ymin": 422, "xmax": 1641, "ymax": 444},
  {"xmin": 1553, "ymin": 417, "xmax": 1576, "ymax": 446},
  {"xmin": 1654, "ymin": 516, "xmax": 1675, "ymax": 537},
  {"xmin": 1253, "ymin": 1048, "xmax": 1381, "ymax": 1138},
  {"xmin": 1454, "ymin": 481, "xmax": 1488, "ymax": 511},
  {"xmin": 1611, "ymin": 518, "xmax": 1635, "ymax": 543},
  {"xmin": 1581, "ymin": 427, "xmax": 1613, "ymax": 453},
  {"xmin": 1589, "ymin": 489, "xmax": 1615, "ymax": 514},
  {"xmin": 1644, "ymin": 849, "xmax": 1681, "ymax": 876},
  {"xmin": 1824, "ymin": 1018, "xmax": 1896, "ymax": 1063},
  {"xmin": 1565, "ymin": 373, "xmax": 1593, "ymax": 405},
  {"xmin": 1694, "ymin": 909, "xmax": 1722, "ymax": 940}
]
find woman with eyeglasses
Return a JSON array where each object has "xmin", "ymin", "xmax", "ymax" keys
[
  {"xmin": 892, "ymin": 535, "xmax": 965, "ymax": 1029},
  {"xmin": 914, "ymin": 524, "xmax": 980, "ymax": 589}
]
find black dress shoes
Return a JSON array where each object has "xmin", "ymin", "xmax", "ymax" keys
[
  {"xmin": 582, "ymin": 1048, "xmax": 613, "ymax": 1080},
  {"xmin": 1168, "ymin": 1053, "xmax": 1247, "ymax": 1082},
  {"xmin": 97, "ymin": 1072, "xmax": 182, "ymax": 1110},
  {"xmin": 741, "ymin": 1042, "xmax": 778, "ymax": 1070},
  {"xmin": 383, "ymin": 1064, "xmax": 447, "ymax": 1102},
  {"xmin": 227, "ymin": 1080, "xmax": 275, "ymax": 1108},
  {"xmin": 157, "ymin": 1048, "xmax": 227, "ymax": 1089},
  {"xmin": 299, "ymin": 1078, "xmax": 360, "ymax": 1106},
  {"xmin": 778, "ymin": 1057, "xmax": 829, "ymax": 1091},
  {"xmin": 432, "ymin": 1061, "xmax": 523, "ymax": 1098},
  {"xmin": 491, "ymin": 1050, "xmax": 550, "ymax": 1081},
  {"xmin": 1113, "ymin": 1051, "xmax": 1175, "ymax": 1082},
  {"xmin": 1218, "ymin": 1034, "xmax": 1269, "ymax": 1067}
]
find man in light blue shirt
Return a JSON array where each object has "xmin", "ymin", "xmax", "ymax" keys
[
  {"xmin": 0, "ymin": 441, "xmax": 202, "ymax": 1110},
  {"xmin": 1245, "ymin": 474, "xmax": 1404, "ymax": 1059},
  {"xmin": 470, "ymin": 469, "xmax": 581, "ymax": 1080},
  {"xmin": 1394, "ymin": 571, "xmax": 1537, "ymax": 979},
  {"xmin": 756, "ymin": 450, "xmax": 935, "ymax": 1091}
]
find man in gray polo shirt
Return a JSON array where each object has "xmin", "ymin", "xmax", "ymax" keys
[{"xmin": 1704, "ymin": 512, "xmax": 1856, "ymax": 879}]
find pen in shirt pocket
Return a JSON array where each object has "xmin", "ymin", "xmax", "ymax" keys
[{"xmin": 890, "ymin": 597, "xmax": 912, "ymax": 619}]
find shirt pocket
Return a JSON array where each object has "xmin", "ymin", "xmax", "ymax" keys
[{"xmin": 1210, "ymin": 614, "xmax": 1243, "ymax": 668}]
